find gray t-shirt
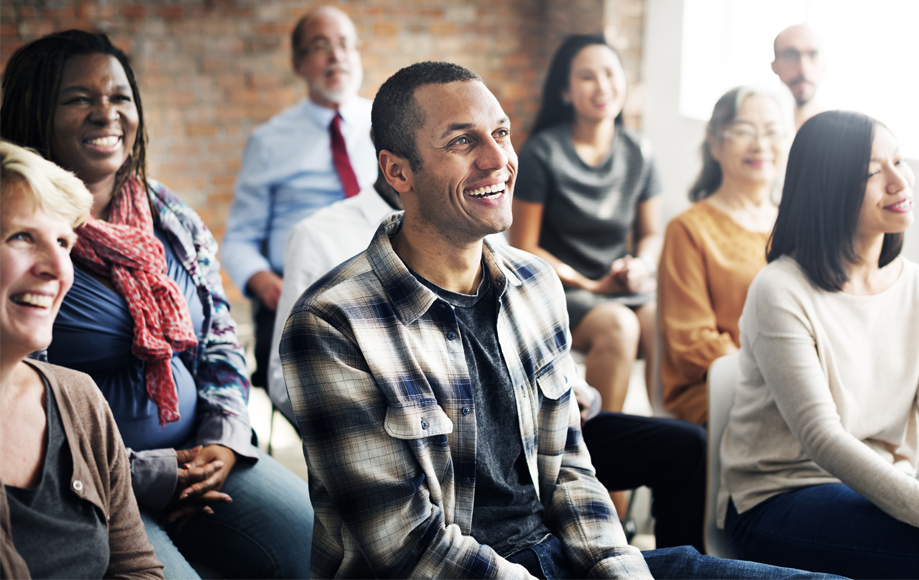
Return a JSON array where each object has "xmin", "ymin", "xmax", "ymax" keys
[
  {"xmin": 516, "ymin": 124, "xmax": 663, "ymax": 281},
  {"xmin": 411, "ymin": 267, "xmax": 550, "ymax": 557},
  {"xmin": 5, "ymin": 375, "xmax": 109, "ymax": 578}
]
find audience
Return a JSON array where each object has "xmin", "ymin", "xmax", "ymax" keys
[
  {"xmin": 0, "ymin": 141, "xmax": 164, "ymax": 579},
  {"xmin": 1, "ymin": 30, "xmax": 313, "ymax": 579},
  {"xmin": 719, "ymin": 111, "xmax": 918, "ymax": 578},
  {"xmin": 222, "ymin": 6, "xmax": 377, "ymax": 389},
  {"xmin": 658, "ymin": 86, "xmax": 789, "ymax": 425},
  {"xmin": 280, "ymin": 59, "xmax": 840, "ymax": 580},
  {"xmin": 510, "ymin": 34, "xmax": 662, "ymax": 413},
  {"xmin": 772, "ymin": 24, "xmax": 826, "ymax": 130}
]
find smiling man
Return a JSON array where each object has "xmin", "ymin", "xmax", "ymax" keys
[
  {"xmin": 772, "ymin": 24, "xmax": 826, "ymax": 130},
  {"xmin": 222, "ymin": 6, "xmax": 376, "ymax": 388},
  {"xmin": 280, "ymin": 62, "xmax": 840, "ymax": 580}
]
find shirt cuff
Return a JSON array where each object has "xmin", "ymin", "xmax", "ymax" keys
[
  {"xmin": 195, "ymin": 412, "xmax": 259, "ymax": 464},
  {"xmin": 575, "ymin": 383, "xmax": 603, "ymax": 423},
  {"xmin": 130, "ymin": 448, "xmax": 178, "ymax": 512}
]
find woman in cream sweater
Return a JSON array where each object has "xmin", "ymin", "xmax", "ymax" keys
[{"xmin": 718, "ymin": 111, "xmax": 918, "ymax": 578}]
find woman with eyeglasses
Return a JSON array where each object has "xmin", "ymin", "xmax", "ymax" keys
[
  {"xmin": 510, "ymin": 34, "xmax": 662, "ymax": 413},
  {"xmin": 657, "ymin": 86, "xmax": 790, "ymax": 425},
  {"xmin": 718, "ymin": 110, "xmax": 919, "ymax": 577},
  {"xmin": 1, "ymin": 30, "xmax": 313, "ymax": 579}
]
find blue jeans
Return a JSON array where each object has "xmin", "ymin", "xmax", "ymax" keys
[
  {"xmin": 726, "ymin": 483, "xmax": 919, "ymax": 579},
  {"xmin": 142, "ymin": 448, "xmax": 313, "ymax": 579},
  {"xmin": 506, "ymin": 535, "xmax": 843, "ymax": 579}
]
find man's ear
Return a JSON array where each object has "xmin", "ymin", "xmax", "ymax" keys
[{"xmin": 379, "ymin": 150, "xmax": 413, "ymax": 195}]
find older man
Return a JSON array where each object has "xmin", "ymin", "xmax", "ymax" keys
[
  {"xmin": 772, "ymin": 24, "xmax": 826, "ymax": 129},
  {"xmin": 280, "ymin": 61, "xmax": 839, "ymax": 579},
  {"xmin": 223, "ymin": 6, "xmax": 376, "ymax": 386}
]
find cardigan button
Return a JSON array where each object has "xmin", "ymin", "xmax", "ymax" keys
[
  {"xmin": 447, "ymin": 331, "xmax": 457, "ymax": 341},
  {"xmin": 421, "ymin": 419, "xmax": 429, "ymax": 430},
  {"xmin": 72, "ymin": 480, "xmax": 83, "ymax": 492},
  {"xmin": 462, "ymin": 477, "xmax": 472, "ymax": 485},
  {"xmin": 462, "ymin": 406, "xmax": 470, "ymax": 415}
]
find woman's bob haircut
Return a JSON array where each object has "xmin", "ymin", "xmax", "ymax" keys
[
  {"xmin": 767, "ymin": 110, "xmax": 903, "ymax": 291},
  {"xmin": 1, "ymin": 141, "xmax": 93, "ymax": 229}
]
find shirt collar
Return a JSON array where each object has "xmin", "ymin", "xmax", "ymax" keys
[
  {"xmin": 367, "ymin": 213, "xmax": 521, "ymax": 325},
  {"xmin": 301, "ymin": 95, "xmax": 363, "ymax": 129}
]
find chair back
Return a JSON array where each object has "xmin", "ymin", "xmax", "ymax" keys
[
  {"xmin": 650, "ymin": 318, "xmax": 674, "ymax": 418},
  {"xmin": 704, "ymin": 353, "xmax": 740, "ymax": 558}
]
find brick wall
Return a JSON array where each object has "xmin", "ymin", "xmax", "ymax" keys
[{"xmin": 1, "ymin": 0, "xmax": 647, "ymax": 307}]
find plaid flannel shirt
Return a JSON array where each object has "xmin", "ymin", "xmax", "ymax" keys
[{"xmin": 280, "ymin": 213, "xmax": 651, "ymax": 579}]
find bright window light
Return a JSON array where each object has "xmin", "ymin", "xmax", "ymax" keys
[{"xmin": 681, "ymin": 0, "xmax": 919, "ymax": 157}]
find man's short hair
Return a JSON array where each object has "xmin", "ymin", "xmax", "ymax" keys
[{"xmin": 371, "ymin": 61, "xmax": 481, "ymax": 172}]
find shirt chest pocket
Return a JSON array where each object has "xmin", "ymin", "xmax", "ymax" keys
[
  {"xmin": 534, "ymin": 355, "xmax": 577, "ymax": 401},
  {"xmin": 384, "ymin": 401, "xmax": 454, "ymax": 440}
]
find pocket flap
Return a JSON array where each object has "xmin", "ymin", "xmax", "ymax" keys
[
  {"xmin": 385, "ymin": 401, "xmax": 454, "ymax": 439},
  {"xmin": 535, "ymin": 355, "xmax": 577, "ymax": 400}
]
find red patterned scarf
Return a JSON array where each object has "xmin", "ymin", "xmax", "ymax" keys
[{"xmin": 73, "ymin": 176, "xmax": 198, "ymax": 426}]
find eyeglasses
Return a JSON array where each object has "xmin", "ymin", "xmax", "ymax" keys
[
  {"xmin": 299, "ymin": 38, "xmax": 363, "ymax": 57},
  {"xmin": 722, "ymin": 127, "xmax": 787, "ymax": 145},
  {"xmin": 777, "ymin": 49, "xmax": 821, "ymax": 63}
]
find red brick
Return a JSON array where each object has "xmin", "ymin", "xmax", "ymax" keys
[
  {"xmin": 118, "ymin": 4, "xmax": 146, "ymax": 18},
  {"xmin": 187, "ymin": 124, "xmax": 218, "ymax": 137}
]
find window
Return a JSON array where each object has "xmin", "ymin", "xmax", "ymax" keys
[{"xmin": 680, "ymin": 0, "xmax": 919, "ymax": 157}]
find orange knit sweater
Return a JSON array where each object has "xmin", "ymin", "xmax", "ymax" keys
[{"xmin": 658, "ymin": 201, "xmax": 769, "ymax": 424}]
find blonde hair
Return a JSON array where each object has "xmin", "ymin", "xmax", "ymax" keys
[{"xmin": 1, "ymin": 141, "xmax": 93, "ymax": 228}]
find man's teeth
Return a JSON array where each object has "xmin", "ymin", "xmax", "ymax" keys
[
  {"xmin": 11, "ymin": 293, "xmax": 53, "ymax": 308},
  {"xmin": 466, "ymin": 183, "xmax": 506, "ymax": 198},
  {"xmin": 86, "ymin": 136, "xmax": 120, "ymax": 148}
]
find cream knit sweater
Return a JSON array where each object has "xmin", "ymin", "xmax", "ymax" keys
[{"xmin": 718, "ymin": 255, "xmax": 919, "ymax": 529}]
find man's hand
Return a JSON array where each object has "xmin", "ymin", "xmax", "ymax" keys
[
  {"xmin": 161, "ymin": 445, "xmax": 236, "ymax": 528},
  {"xmin": 247, "ymin": 270, "xmax": 283, "ymax": 311}
]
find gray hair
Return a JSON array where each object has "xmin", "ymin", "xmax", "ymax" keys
[{"xmin": 688, "ymin": 86, "xmax": 788, "ymax": 201}]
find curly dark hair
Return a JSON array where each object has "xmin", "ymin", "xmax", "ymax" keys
[{"xmin": 1, "ymin": 29, "xmax": 149, "ymax": 197}]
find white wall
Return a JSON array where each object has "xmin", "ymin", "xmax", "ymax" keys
[
  {"xmin": 642, "ymin": 0, "xmax": 919, "ymax": 261},
  {"xmin": 642, "ymin": 0, "xmax": 703, "ymax": 225}
]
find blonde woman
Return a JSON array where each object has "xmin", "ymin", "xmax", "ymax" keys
[{"xmin": 1, "ymin": 141, "xmax": 163, "ymax": 578}]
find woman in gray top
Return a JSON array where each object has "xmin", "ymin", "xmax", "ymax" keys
[{"xmin": 510, "ymin": 34, "xmax": 663, "ymax": 412}]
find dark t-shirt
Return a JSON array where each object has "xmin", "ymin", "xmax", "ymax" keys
[
  {"xmin": 516, "ymin": 124, "xmax": 663, "ymax": 281},
  {"xmin": 412, "ymin": 267, "xmax": 550, "ymax": 557},
  {"xmin": 5, "ymin": 374, "xmax": 109, "ymax": 578}
]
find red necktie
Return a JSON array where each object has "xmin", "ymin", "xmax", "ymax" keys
[{"xmin": 330, "ymin": 113, "xmax": 361, "ymax": 198}]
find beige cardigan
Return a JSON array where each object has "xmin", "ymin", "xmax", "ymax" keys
[
  {"xmin": 1, "ymin": 360, "xmax": 164, "ymax": 579},
  {"xmin": 718, "ymin": 256, "xmax": 919, "ymax": 528}
]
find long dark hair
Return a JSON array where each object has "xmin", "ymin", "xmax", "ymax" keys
[
  {"xmin": 689, "ymin": 86, "xmax": 783, "ymax": 201},
  {"xmin": 1, "ymin": 29, "xmax": 149, "ymax": 197},
  {"xmin": 530, "ymin": 34, "xmax": 624, "ymax": 137},
  {"xmin": 767, "ymin": 110, "xmax": 903, "ymax": 291}
]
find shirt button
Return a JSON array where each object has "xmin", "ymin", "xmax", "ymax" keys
[
  {"xmin": 462, "ymin": 406, "xmax": 470, "ymax": 415},
  {"xmin": 462, "ymin": 477, "xmax": 472, "ymax": 485},
  {"xmin": 72, "ymin": 480, "xmax": 83, "ymax": 492},
  {"xmin": 421, "ymin": 419, "xmax": 429, "ymax": 430},
  {"xmin": 447, "ymin": 331, "xmax": 457, "ymax": 340}
]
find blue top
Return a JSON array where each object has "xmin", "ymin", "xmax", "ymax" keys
[
  {"xmin": 49, "ymin": 224, "xmax": 204, "ymax": 451},
  {"xmin": 221, "ymin": 96, "xmax": 377, "ymax": 293}
]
